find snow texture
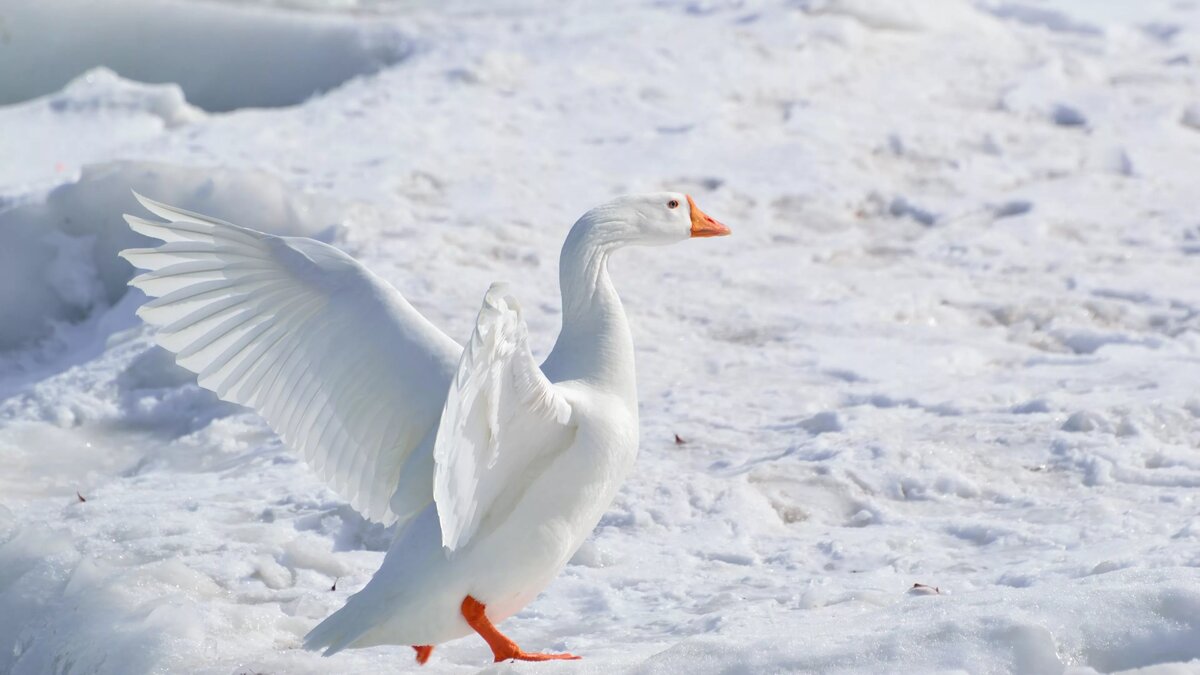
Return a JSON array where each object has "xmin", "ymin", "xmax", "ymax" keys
[
  {"xmin": 2, "ymin": 0, "xmax": 1200, "ymax": 673},
  {"xmin": 0, "ymin": 0, "xmax": 414, "ymax": 112}
]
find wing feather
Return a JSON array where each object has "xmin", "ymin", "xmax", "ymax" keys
[
  {"xmin": 121, "ymin": 192, "xmax": 461, "ymax": 524},
  {"xmin": 432, "ymin": 283, "xmax": 574, "ymax": 552}
]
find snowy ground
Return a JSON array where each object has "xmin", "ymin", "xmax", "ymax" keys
[{"xmin": 2, "ymin": 0, "xmax": 1200, "ymax": 673}]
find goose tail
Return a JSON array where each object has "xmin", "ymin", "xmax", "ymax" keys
[{"xmin": 303, "ymin": 602, "xmax": 370, "ymax": 657}]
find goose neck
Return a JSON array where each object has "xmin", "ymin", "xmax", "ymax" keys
[{"xmin": 544, "ymin": 224, "xmax": 635, "ymax": 393}]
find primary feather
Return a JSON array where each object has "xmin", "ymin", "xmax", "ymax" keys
[{"xmin": 120, "ymin": 193, "xmax": 460, "ymax": 525}]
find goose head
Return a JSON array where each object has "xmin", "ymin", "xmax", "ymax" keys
[
  {"xmin": 550, "ymin": 191, "xmax": 729, "ymax": 382},
  {"xmin": 570, "ymin": 192, "xmax": 731, "ymax": 248}
]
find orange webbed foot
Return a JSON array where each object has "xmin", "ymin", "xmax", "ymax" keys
[
  {"xmin": 413, "ymin": 645, "xmax": 434, "ymax": 665},
  {"xmin": 461, "ymin": 595, "xmax": 583, "ymax": 663}
]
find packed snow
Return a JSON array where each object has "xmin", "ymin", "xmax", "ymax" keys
[
  {"xmin": 0, "ymin": 0, "xmax": 414, "ymax": 111},
  {"xmin": 2, "ymin": 0, "xmax": 1200, "ymax": 673}
]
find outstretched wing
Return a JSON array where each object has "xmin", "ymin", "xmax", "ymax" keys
[
  {"xmin": 433, "ymin": 283, "xmax": 575, "ymax": 552},
  {"xmin": 119, "ymin": 193, "xmax": 461, "ymax": 525}
]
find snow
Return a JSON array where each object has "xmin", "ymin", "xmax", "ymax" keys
[
  {"xmin": 0, "ymin": 0, "xmax": 414, "ymax": 112},
  {"xmin": 0, "ymin": 161, "xmax": 341, "ymax": 352},
  {"xmin": 2, "ymin": 0, "xmax": 1200, "ymax": 673}
]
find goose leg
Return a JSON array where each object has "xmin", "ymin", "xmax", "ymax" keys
[
  {"xmin": 460, "ymin": 595, "xmax": 581, "ymax": 662},
  {"xmin": 412, "ymin": 645, "xmax": 434, "ymax": 665}
]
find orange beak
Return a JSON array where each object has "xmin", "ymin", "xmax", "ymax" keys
[{"xmin": 688, "ymin": 195, "xmax": 731, "ymax": 238}]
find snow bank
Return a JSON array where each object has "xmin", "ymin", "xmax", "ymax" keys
[
  {"xmin": 0, "ymin": 68, "xmax": 203, "ymax": 199},
  {"xmin": 0, "ymin": 161, "xmax": 343, "ymax": 350},
  {"xmin": 0, "ymin": 0, "xmax": 415, "ymax": 111}
]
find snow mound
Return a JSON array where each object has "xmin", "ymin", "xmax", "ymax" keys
[
  {"xmin": 0, "ymin": 69, "xmax": 203, "ymax": 194},
  {"xmin": 0, "ymin": 0, "xmax": 416, "ymax": 111},
  {"xmin": 44, "ymin": 68, "xmax": 203, "ymax": 129},
  {"xmin": 0, "ymin": 161, "xmax": 344, "ymax": 351}
]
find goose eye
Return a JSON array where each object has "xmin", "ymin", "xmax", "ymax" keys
[{"xmin": 667, "ymin": 199, "xmax": 680, "ymax": 209}]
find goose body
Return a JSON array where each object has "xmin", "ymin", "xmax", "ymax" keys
[
  {"xmin": 119, "ymin": 192, "xmax": 729, "ymax": 662},
  {"xmin": 311, "ymin": 378, "xmax": 637, "ymax": 651}
]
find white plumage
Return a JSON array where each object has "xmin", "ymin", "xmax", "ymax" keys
[
  {"xmin": 433, "ymin": 285, "xmax": 574, "ymax": 553},
  {"xmin": 120, "ymin": 190, "xmax": 729, "ymax": 663},
  {"xmin": 122, "ymin": 195, "xmax": 459, "ymax": 526}
]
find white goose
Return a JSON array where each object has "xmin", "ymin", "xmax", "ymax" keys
[{"xmin": 119, "ymin": 191, "xmax": 730, "ymax": 664}]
